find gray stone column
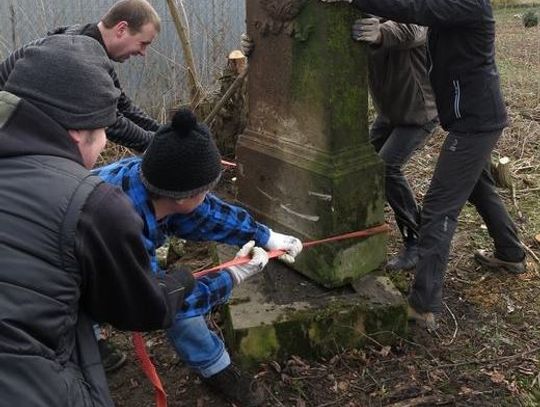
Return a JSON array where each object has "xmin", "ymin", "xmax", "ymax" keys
[{"xmin": 237, "ymin": 0, "xmax": 386, "ymax": 287}]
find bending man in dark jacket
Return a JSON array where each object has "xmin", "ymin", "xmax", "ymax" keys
[
  {"xmin": 0, "ymin": 0, "xmax": 161, "ymax": 152},
  {"xmin": 353, "ymin": 17, "xmax": 438, "ymax": 271},
  {"xmin": 322, "ymin": 0, "xmax": 525, "ymax": 327},
  {"xmin": 0, "ymin": 35, "xmax": 194, "ymax": 406}
]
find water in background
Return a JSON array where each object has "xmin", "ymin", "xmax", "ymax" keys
[{"xmin": 0, "ymin": 0, "xmax": 246, "ymax": 117}]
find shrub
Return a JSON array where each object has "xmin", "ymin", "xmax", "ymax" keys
[{"xmin": 522, "ymin": 10, "xmax": 539, "ymax": 28}]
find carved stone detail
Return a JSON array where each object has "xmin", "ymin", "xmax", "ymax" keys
[{"xmin": 256, "ymin": 0, "xmax": 308, "ymax": 36}]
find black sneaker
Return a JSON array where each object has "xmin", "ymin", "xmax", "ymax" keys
[
  {"xmin": 98, "ymin": 339, "xmax": 127, "ymax": 373},
  {"xmin": 202, "ymin": 364, "xmax": 265, "ymax": 407},
  {"xmin": 474, "ymin": 250, "xmax": 525, "ymax": 274},
  {"xmin": 387, "ymin": 244, "xmax": 418, "ymax": 271}
]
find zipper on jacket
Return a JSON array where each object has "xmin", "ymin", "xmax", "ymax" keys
[{"xmin": 452, "ymin": 80, "xmax": 462, "ymax": 119}]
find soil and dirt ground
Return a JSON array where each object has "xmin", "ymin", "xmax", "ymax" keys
[{"xmin": 106, "ymin": 7, "xmax": 540, "ymax": 406}]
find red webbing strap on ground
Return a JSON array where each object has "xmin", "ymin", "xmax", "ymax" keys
[
  {"xmin": 132, "ymin": 332, "xmax": 168, "ymax": 407},
  {"xmin": 193, "ymin": 223, "xmax": 390, "ymax": 278},
  {"xmin": 220, "ymin": 159, "xmax": 237, "ymax": 167},
  {"xmin": 133, "ymin": 223, "xmax": 390, "ymax": 407}
]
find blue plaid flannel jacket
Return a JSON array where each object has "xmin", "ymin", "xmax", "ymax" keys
[{"xmin": 93, "ymin": 157, "xmax": 270, "ymax": 318}]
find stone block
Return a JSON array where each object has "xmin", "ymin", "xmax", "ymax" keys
[{"xmin": 221, "ymin": 246, "xmax": 408, "ymax": 366}]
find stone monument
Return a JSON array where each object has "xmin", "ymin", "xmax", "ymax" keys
[
  {"xmin": 236, "ymin": 0, "xmax": 386, "ymax": 287},
  {"xmin": 224, "ymin": 0, "xmax": 407, "ymax": 365}
]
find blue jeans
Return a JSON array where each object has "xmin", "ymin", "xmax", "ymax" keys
[{"xmin": 166, "ymin": 314, "xmax": 230, "ymax": 378}]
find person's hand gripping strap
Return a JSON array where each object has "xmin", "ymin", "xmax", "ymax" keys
[
  {"xmin": 226, "ymin": 240, "xmax": 269, "ymax": 285},
  {"xmin": 265, "ymin": 230, "xmax": 303, "ymax": 264}
]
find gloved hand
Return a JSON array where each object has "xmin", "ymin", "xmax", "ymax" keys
[
  {"xmin": 352, "ymin": 18, "xmax": 382, "ymax": 45},
  {"xmin": 265, "ymin": 230, "xmax": 303, "ymax": 264},
  {"xmin": 240, "ymin": 33, "xmax": 254, "ymax": 57},
  {"xmin": 320, "ymin": 0, "xmax": 353, "ymax": 3},
  {"xmin": 158, "ymin": 266, "xmax": 195, "ymax": 316},
  {"xmin": 226, "ymin": 240, "xmax": 269, "ymax": 285}
]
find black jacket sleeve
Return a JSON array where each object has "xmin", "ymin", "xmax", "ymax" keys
[
  {"xmin": 350, "ymin": 0, "xmax": 493, "ymax": 27},
  {"xmin": 105, "ymin": 113, "xmax": 155, "ymax": 153},
  {"xmin": 107, "ymin": 69, "xmax": 160, "ymax": 153},
  {"xmin": 76, "ymin": 183, "xmax": 171, "ymax": 331}
]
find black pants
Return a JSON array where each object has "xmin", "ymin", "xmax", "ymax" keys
[
  {"xmin": 370, "ymin": 116, "xmax": 437, "ymax": 245},
  {"xmin": 409, "ymin": 130, "xmax": 524, "ymax": 313}
]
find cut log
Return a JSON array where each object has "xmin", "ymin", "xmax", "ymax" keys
[
  {"xmin": 204, "ymin": 67, "xmax": 248, "ymax": 125},
  {"xmin": 491, "ymin": 156, "xmax": 513, "ymax": 190},
  {"xmin": 228, "ymin": 50, "xmax": 248, "ymax": 75}
]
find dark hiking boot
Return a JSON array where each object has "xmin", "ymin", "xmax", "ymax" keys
[
  {"xmin": 407, "ymin": 305, "xmax": 438, "ymax": 332},
  {"xmin": 474, "ymin": 250, "xmax": 525, "ymax": 274},
  {"xmin": 202, "ymin": 364, "xmax": 265, "ymax": 407},
  {"xmin": 98, "ymin": 339, "xmax": 127, "ymax": 373},
  {"xmin": 387, "ymin": 244, "xmax": 418, "ymax": 271}
]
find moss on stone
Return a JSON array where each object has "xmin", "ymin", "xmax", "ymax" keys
[
  {"xmin": 295, "ymin": 232, "xmax": 387, "ymax": 288},
  {"xmin": 237, "ymin": 325, "xmax": 279, "ymax": 363},
  {"xmin": 291, "ymin": 3, "xmax": 368, "ymax": 144},
  {"xmin": 230, "ymin": 290, "xmax": 407, "ymax": 367}
]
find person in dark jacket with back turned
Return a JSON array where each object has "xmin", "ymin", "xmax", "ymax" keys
[
  {"xmin": 0, "ymin": 0, "xmax": 161, "ymax": 153},
  {"xmin": 0, "ymin": 0, "xmax": 165, "ymax": 369},
  {"xmin": 353, "ymin": 16, "xmax": 438, "ymax": 271},
  {"xmin": 0, "ymin": 34, "xmax": 194, "ymax": 406},
  {"xmin": 322, "ymin": 0, "xmax": 525, "ymax": 328}
]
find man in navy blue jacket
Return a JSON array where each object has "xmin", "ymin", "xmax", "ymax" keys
[{"xmin": 321, "ymin": 0, "xmax": 525, "ymax": 327}]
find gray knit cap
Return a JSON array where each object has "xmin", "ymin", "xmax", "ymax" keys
[{"xmin": 4, "ymin": 35, "xmax": 120, "ymax": 129}]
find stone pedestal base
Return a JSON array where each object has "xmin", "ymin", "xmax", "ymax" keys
[
  {"xmin": 220, "ymin": 246, "xmax": 408, "ymax": 366},
  {"xmin": 236, "ymin": 136, "xmax": 386, "ymax": 287}
]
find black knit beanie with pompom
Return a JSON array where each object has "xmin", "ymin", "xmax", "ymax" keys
[{"xmin": 141, "ymin": 108, "xmax": 222, "ymax": 199}]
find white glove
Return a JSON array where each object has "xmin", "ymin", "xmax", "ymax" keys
[
  {"xmin": 265, "ymin": 230, "xmax": 303, "ymax": 264},
  {"xmin": 226, "ymin": 241, "xmax": 269, "ymax": 285},
  {"xmin": 240, "ymin": 33, "xmax": 254, "ymax": 57},
  {"xmin": 352, "ymin": 18, "xmax": 382, "ymax": 45}
]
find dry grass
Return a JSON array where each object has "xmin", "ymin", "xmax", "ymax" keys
[{"xmin": 493, "ymin": 0, "xmax": 540, "ymax": 6}]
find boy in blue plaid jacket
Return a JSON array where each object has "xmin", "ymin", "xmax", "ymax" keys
[{"xmin": 94, "ymin": 109, "xmax": 302, "ymax": 406}]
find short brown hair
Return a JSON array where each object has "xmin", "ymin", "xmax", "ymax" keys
[{"xmin": 101, "ymin": 0, "xmax": 161, "ymax": 34}]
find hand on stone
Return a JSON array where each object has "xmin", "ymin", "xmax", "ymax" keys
[
  {"xmin": 240, "ymin": 33, "xmax": 254, "ymax": 57},
  {"xmin": 352, "ymin": 18, "xmax": 382, "ymax": 45}
]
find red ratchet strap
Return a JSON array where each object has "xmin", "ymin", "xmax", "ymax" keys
[
  {"xmin": 132, "ymin": 332, "xmax": 168, "ymax": 407},
  {"xmin": 194, "ymin": 223, "xmax": 390, "ymax": 278},
  {"xmin": 221, "ymin": 159, "xmax": 237, "ymax": 167},
  {"xmin": 134, "ymin": 223, "xmax": 389, "ymax": 407}
]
